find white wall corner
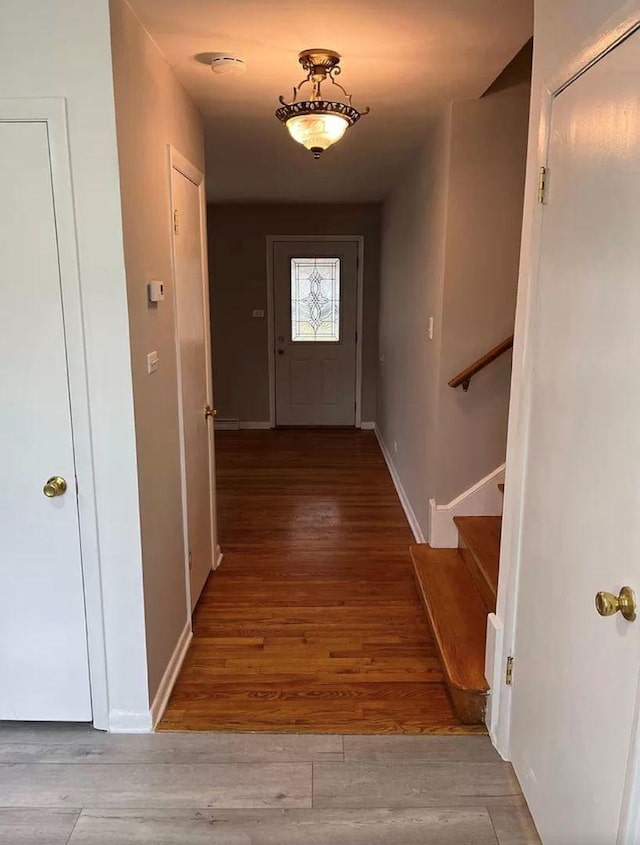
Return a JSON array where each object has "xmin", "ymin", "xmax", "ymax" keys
[
  {"xmin": 374, "ymin": 427, "xmax": 426, "ymax": 544},
  {"xmin": 428, "ymin": 464, "xmax": 506, "ymax": 548},
  {"xmin": 484, "ymin": 611, "xmax": 506, "ymax": 755},
  {"xmin": 150, "ymin": 619, "xmax": 193, "ymax": 729},
  {"xmin": 360, "ymin": 421, "xmax": 376, "ymax": 430}
]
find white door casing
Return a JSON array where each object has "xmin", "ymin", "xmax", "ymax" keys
[
  {"xmin": 170, "ymin": 149, "xmax": 218, "ymax": 610},
  {"xmin": 0, "ymin": 116, "xmax": 93, "ymax": 720},
  {"xmin": 502, "ymin": 20, "xmax": 640, "ymax": 845},
  {"xmin": 272, "ymin": 240, "xmax": 359, "ymax": 427}
]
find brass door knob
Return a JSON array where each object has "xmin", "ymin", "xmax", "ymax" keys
[
  {"xmin": 43, "ymin": 476, "xmax": 67, "ymax": 498},
  {"xmin": 595, "ymin": 586, "xmax": 637, "ymax": 622},
  {"xmin": 204, "ymin": 405, "xmax": 217, "ymax": 420},
  {"xmin": 277, "ymin": 349, "xmax": 284, "ymax": 355}
]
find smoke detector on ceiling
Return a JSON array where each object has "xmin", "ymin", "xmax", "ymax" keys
[{"xmin": 210, "ymin": 53, "xmax": 246, "ymax": 77}]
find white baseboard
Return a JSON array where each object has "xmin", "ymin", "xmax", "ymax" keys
[
  {"xmin": 485, "ymin": 611, "xmax": 504, "ymax": 752},
  {"xmin": 150, "ymin": 619, "xmax": 193, "ymax": 729},
  {"xmin": 215, "ymin": 418, "xmax": 239, "ymax": 431},
  {"xmin": 108, "ymin": 709, "xmax": 153, "ymax": 734},
  {"xmin": 428, "ymin": 464, "xmax": 505, "ymax": 548},
  {"xmin": 239, "ymin": 421, "xmax": 272, "ymax": 430},
  {"xmin": 374, "ymin": 427, "xmax": 425, "ymax": 543},
  {"xmin": 214, "ymin": 544, "xmax": 223, "ymax": 570},
  {"xmin": 360, "ymin": 421, "xmax": 376, "ymax": 430}
]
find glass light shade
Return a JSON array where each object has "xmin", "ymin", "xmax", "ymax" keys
[{"xmin": 285, "ymin": 112, "xmax": 349, "ymax": 153}]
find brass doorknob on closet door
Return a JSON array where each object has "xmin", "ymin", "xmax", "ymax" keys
[
  {"xmin": 204, "ymin": 405, "xmax": 217, "ymax": 420},
  {"xmin": 277, "ymin": 349, "xmax": 284, "ymax": 355},
  {"xmin": 43, "ymin": 476, "xmax": 67, "ymax": 498},
  {"xmin": 595, "ymin": 586, "xmax": 637, "ymax": 622}
]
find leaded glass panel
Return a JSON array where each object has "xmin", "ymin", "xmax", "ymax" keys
[{"xmin": 291, "ymin": 257, "xmax": 340, "ymax": 342}]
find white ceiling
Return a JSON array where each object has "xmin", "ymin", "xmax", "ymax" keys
[{"xmin": 127, "ymin": 0, "xmax": 532, "ymax": 202}]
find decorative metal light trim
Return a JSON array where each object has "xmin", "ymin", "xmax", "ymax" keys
[
  {"xmin": 276, "ymin": 48, "xmax": 370, "ymax": 159},
  {"xmin": 275, "ymin": 100, "xmax": 362, "ymax": 126}
]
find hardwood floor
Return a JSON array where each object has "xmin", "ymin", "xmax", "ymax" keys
[{"xmin": 160, "ymin": 429, "xmax": 485, "ymax": 734}]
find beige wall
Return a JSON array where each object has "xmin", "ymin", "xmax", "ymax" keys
[
  {"xmin": 208, "ymin": 204, "xmax": 381, "ymax": 423},
  {"xmin": 378, "ymin": 46, "xmax": 530, "ymax": 534},
  {"xmin": 435, "ymin": 71, "xmax": 530, "ymax": 503},
  {"xmin": 109, "ymin": 0, "xmax": 205, "ymax": 700},
  {"xmin": 377, "ymin": 113, "xmax": 452, "ymax": 534}
]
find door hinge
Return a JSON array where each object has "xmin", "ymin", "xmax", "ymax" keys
[
  {"xmin": 173, "ymin": 208, "xmax": 179, "ymax": 234},
  {"xmin": 537, "ymin": 166, "xmax": 548, "ymax": 204},
  {"xmin": 505, "ymin": 655, "xmax": 514, "ymax": 686},
  {"xmin": 188, "ymin": 550, "xmax": 193, "ymax": 570}
]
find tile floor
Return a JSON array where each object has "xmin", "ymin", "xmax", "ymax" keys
[{"xmin": 0, "ymin": 723, "xmax": 541, "ymax": 843}]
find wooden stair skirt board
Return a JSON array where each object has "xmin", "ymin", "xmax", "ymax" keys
[
  {"xmin": 410, "ymin": 515, "xmax": 501, "ymax": 724},
  {"xmin": 454, "ymin": 515, "xmax": 501, "ymax": 613}
]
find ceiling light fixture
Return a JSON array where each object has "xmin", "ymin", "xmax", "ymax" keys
[{"xmin": 275, "ymin": 49, "xmax": 369, "ymax": 159}]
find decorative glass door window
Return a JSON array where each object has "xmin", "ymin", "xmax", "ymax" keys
[{"xmin": 291, "ymin": 257, "xmax": 340, "ymax": 342}]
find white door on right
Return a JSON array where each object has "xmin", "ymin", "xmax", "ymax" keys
[
  {"xmin": 510, "ymin": 29, "xmax": 640, "ymax": 845},
  {"xmin": 273, "ymin": 241, "xmax": 358, "ymax": 426}
]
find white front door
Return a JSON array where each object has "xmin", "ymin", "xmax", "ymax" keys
[
  {"xmin": 273, "ymin": 240, "xmax": 358, "ymax": 426},
  {"xmin": 172, "ymin": 162, "xmax": 217, "ymax": 609},
  {"xmin": 0, "ymin": 120, "xmax": 91, "ymax": 720},
  {"xmin": 510, "ymin": 30, "xmax": 640, "ymax": 844}
]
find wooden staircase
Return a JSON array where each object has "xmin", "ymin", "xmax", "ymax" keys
[{"xmin": 410, "ymin": 504, "xmax": 502, "ymax": 725}]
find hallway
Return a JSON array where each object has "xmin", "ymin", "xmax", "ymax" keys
[{"xmin": 161, "ymin": 429, "xmax": 482, "ymax": 734}]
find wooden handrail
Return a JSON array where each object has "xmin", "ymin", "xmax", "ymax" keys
[{"xmin": 448, "ymin": 334, "xmax": 514, "ymax": 392}]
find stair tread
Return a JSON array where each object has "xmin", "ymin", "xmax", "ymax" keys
[
  {"xmin": 454, "ymin": 516, "xmax": 501, "ymax": 602},
  {"xmin": 410, "ymin": 545, "xmax": 489, "ymax": 695}
]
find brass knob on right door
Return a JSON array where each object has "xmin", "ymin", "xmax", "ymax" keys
[
  {"xmin": 43, "ymin": 476, "xmax": 67, "ymax": 498},
  {"xmin": 595, "ymin": 586, "xmax": 637, "ymax": 622}
]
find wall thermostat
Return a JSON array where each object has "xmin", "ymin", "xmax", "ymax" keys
[{"xmin": 147, "ymin": 280, "xmax": 165, "ymax": 303}]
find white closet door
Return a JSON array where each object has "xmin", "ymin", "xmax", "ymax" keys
[
  {"xmin": 172, "ymin": 164, "xmax": 216, "ymax": 609},
  {"xmin": 509, "ymin": 29, "xmax": 640, "ymax": 844},
  {"xmin": 0, "ymin": 120, "xmax": 91, "ymax": 720}
]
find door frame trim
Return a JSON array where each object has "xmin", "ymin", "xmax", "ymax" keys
[
  {"xmin": 0, "ymin": 97, "xmax": 110, "ymax": 728},
  {"xmin": 168, "ymin": 145, "xmax": 220, "ymax": 619},
  {"xmin": 265, "ymin": 235, "xmax": 365, "ymax": 428},
  {"xmin": 491, "ymin": 5, "xmax": 640, "ymax": 841}
]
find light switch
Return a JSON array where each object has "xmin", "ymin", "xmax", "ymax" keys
[
  {"xmin": 147, "ymin": 351, "xmax": 159, "ymax": 374},
  {"xmin": 147, "ymin": 280, "xmax": 165, "ymax": 303},
  {"xmin": 252, "ymin": 309, "xmax": 265, "ymax": 318}
]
